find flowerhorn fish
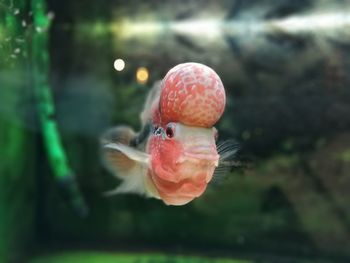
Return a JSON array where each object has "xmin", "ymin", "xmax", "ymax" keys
[{"xmin": 101, "ymin": 62, "xmax": 238, "ymax": 205}]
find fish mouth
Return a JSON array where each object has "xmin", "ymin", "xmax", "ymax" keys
[
  {"xmin": 153, "ymin": 177, "xmax": 208, "ymax": 206},
  {"xmin": 161, "ymin": 194, "xmax": 198, "ymax": 206}
]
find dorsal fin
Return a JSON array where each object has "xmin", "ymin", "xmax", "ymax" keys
[{"xmin": 140, "ymin": 80, "xmax": 161, "ymax": 126}]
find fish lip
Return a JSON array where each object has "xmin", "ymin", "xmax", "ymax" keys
[
  {"xmin": 152, "ymin": 172, "xmax": 208, "ymax": 196},
  {"xmin": 158, "ymin": 180, "xmax": 208, "ymax": 203},
  {"xmin": 162, "ymin": 194, "xmax": 196, "ymax": 206}
]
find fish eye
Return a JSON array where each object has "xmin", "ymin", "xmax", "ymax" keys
[{"xmin": 165, "ymin": 123, "xmax": 175, "ymax": 138}]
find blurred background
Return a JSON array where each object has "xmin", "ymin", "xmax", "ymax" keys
[{"xmin": 1, "ymin": 0, "xmax": 350, "ymax": 262}]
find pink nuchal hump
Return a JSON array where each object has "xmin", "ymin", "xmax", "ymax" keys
[{"xmin": 159, "ymin": 63, "xmax": 226, "ymax": 127}]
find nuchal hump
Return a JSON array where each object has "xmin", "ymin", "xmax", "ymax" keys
[{"xmin": 158, "ymin": 62, "xmax": 226, "ymax": 128}]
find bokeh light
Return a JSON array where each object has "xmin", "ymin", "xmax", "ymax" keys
[
  {"xmin": 114, "ymin": 58, "xmax": 125, "ymax": 71},
  {"xmin": 136, "ymin": 67, "xmax": 149, "ymax": 84}
]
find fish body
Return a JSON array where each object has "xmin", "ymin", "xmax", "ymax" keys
[{"xmin": 102, "ymin": 62, "xmax": 229, "ymax": 205}]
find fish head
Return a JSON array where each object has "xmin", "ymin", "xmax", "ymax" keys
[{"xmin": 148, "ymin": 122, "xmax": 219, "ymax": 205}]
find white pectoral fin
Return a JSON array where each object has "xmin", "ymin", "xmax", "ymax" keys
[
  {"xmin": 102, "ymin": 143, "xmax": 159, "ymax": 198},
  {"xmin": 103, "ymin": 173, "xmax": 146, "ymax": 196},
  {"xmin": 103, "ymin": 143, "xmax": 150, "ymax": 165},
  {"xmin": 103, "ymin": 162, "xmax": 159, "ymax": 198}
]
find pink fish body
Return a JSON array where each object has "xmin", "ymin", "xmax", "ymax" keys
[{"xmin": 102, "ymin": 63, "xmax": 228, "ymax": 206}]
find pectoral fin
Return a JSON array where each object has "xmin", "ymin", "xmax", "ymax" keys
[
  {"xmin": 101, "ymin": 127, "xmax": 157, "ymax": 198},
  {"xmin": 103, "ymin": 143, "xmax": 150, "ymax": 165},
  {"xmin": 102, "ymin": 143, "xmax": 158, "ymax": 198},
  {"xmin": 101, "ymin": 126, "xmax": 140, "ymax": 174}
]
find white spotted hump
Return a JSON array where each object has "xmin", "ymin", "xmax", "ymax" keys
[{"xmin": 159, "ymin": 62, "xmax": 226, "ymax": 127}]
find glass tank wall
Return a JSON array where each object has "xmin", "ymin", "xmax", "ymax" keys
[{"xmin": 1, "ymin": 0, "xmax": 350, "ymax": 262}]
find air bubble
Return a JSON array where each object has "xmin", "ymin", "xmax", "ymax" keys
[{"xmin": 14, "ymin": 9, "xmax": 20, "ymax": 15}]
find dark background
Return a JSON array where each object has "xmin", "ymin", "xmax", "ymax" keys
[{"xmin": 1, "ymin": 0, "xmax": 350, "ymax": 262}]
